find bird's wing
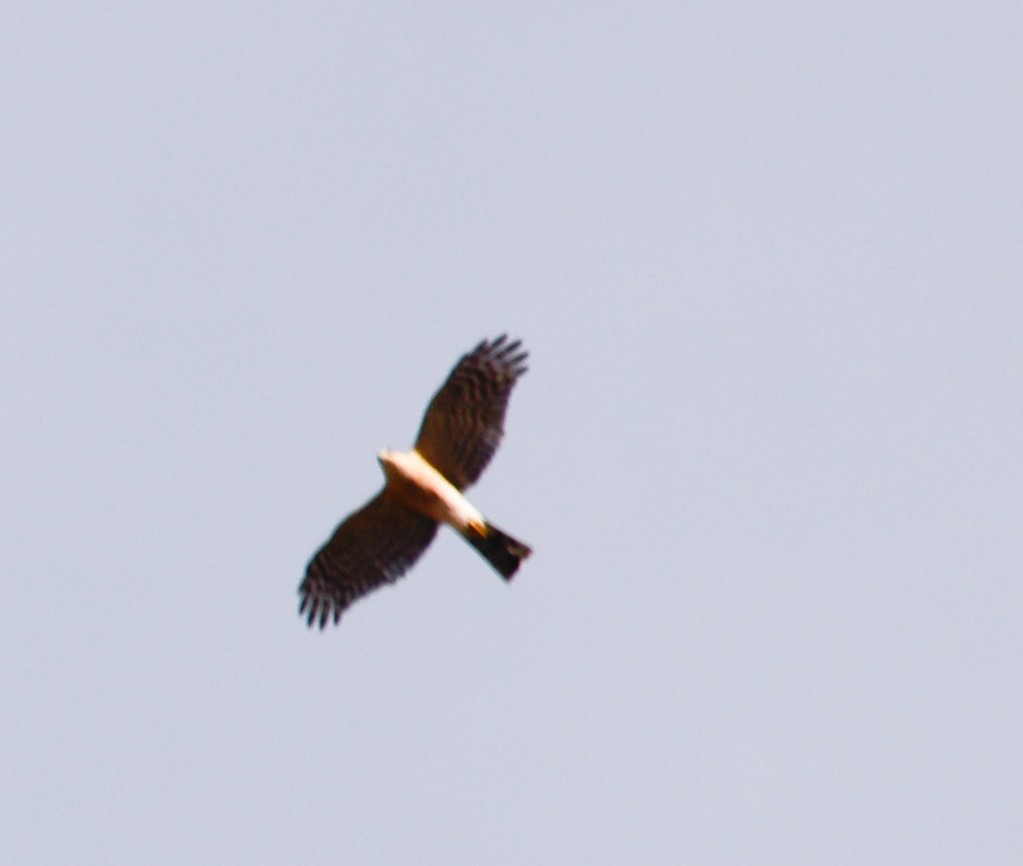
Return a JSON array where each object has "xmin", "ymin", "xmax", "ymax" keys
[
  {"xmin": 413, "ymin": 335, "xmax": 528, "ymax": 490},
  {"xmin": 299, "ymin": 488, "xmax": 438, "ymax": 628}
]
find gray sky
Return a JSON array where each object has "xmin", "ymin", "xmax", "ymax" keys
[{"xmin": 3, "ymin": 3, "xmax": 1021, "ymax": 864}]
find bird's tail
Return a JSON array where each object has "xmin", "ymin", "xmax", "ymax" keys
[{"xmin": 465, "ymin": 520, "xmax": 531, "ymax": 580}]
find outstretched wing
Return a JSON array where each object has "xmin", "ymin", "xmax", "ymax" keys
[
  {"xmin": 414, "ymin": 335, "xmax": 528, "ymax": 490},
  {"xmin": 299, "ymin": 489, "xmax": 438, "ymax": 628}
]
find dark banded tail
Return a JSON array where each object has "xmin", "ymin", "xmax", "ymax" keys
[{"xmin": 465, "ymin": 521, "xmax": 531, "ymax": 580}]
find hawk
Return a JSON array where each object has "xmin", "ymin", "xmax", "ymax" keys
[{"xmin": 299, "ymin": 335, "xmax": 532, "ymax": 628}]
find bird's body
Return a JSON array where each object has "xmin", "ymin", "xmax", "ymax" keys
[
  {"xmin": 299, "ymin": 335, "xmax": 531, "ymax": 628},
  {"xmin": 376, "ymin": 448, "xmax": 483, "ymax": 532}
]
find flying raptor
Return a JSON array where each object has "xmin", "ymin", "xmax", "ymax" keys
[{"xmin": 299, "ymin": 335, "xmax": 532, "ymax": 628}]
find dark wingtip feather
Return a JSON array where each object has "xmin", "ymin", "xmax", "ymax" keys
[
  {"xmin": 478, "ymin": 334, "xmax": 528, "ymax": 377},
  {"xmin": 298, "ymin": 592, "xmax": 337, "ymax": 630}
]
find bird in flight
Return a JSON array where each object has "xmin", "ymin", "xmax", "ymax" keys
[{"xmin": 299, "ymin": 335, "xmax": 532, "ymax": 628}]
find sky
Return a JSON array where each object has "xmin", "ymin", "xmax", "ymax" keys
[{"xmin": 3, "ymin": 2, "xmax": 1022, "ymax": 864}]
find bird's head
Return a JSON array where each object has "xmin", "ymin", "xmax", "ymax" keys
[{"xmin": 377, "ymin": 449, "xmax": 398, "ymax": 478}]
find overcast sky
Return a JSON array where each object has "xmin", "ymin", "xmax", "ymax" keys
[{"xmin": 3, "ymin": 3, "xmax": 1022, "ymax": 864}]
